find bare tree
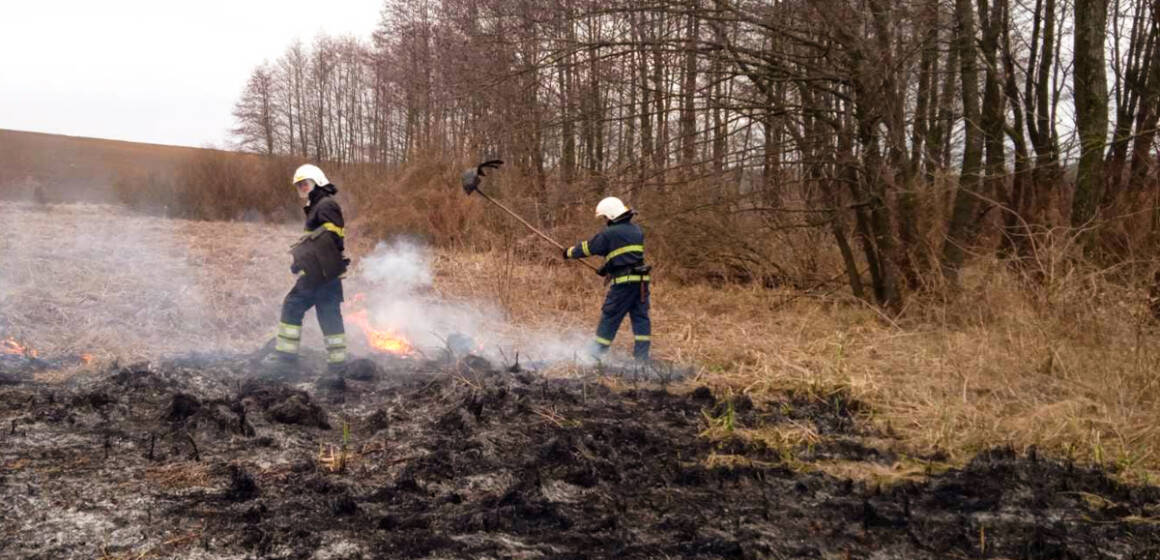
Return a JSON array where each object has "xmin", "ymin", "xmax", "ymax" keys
[
  {"xmin": 223, "ymin": 0, "xmax": 1160, "ymax": 305},
  {"xmin": 231, "ymin": 65, "xmax": 278, "ymax": 155}
]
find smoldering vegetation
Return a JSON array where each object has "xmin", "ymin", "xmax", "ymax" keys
[
  {"xmin": 0, "ymin": 202, "xmax": 609, "ymax": 368},
  {"xmin": 354, "ymin": 238, "xmax": 606, "ymax": 365},
  {"xmin": 0, "ymin": 202, "xmax": 296, "ymax": 362}
]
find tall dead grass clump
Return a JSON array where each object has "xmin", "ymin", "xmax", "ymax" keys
[
  {"xmin": 618, "ymin": 174, "xmax": 849, "ymax": 287},
  {"xmin": 114, "ymin": 150, "xmax": 298, "ymax": 222},
  {"xmin": 776, "ymin": 220, "xmax": 1160, "ymax": 479},
  {"xmin": 884, "ymin": 248, "xmax": 1160, "ymax": 479},
  {"xmin": 340, "ymin": 157, "xmax": 489, "ymax": 253},
  {"xmin": 173, "ymin": 151, "xmax": 295, "ymax": 221}
]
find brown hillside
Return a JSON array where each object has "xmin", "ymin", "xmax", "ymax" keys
[{"xmin": 0, "ymin": 128, "xmax": 220, "ymax": 203}]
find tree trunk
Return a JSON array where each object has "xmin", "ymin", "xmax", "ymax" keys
[
  {"xmin": 679, "ymin": 2, "xmax": 699, "ymax": 178},
  {"xmin": 941, "ymin": 0, "xmax": 985, "ymax": 279},
  {"xmin": 998, "ymin": 0, "xmax": 1034, "ymax": 257},
  {"xmin": 1071, "ymin": 0, "xmax": 1110, "ymax": 228},
  {"xmin": 978, "ymin": 0, "xmax": 1007, "ymax": 220}
]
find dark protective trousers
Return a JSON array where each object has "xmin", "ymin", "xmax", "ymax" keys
[
  {"xmin": 593, "ymin": 282, "xmax": 651, "ymax": 359},
  {"xmin": 275, "ymin": 277, "xmax": 347, "ymax": 364}
]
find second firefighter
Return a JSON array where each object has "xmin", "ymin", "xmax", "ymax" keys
[{"xmin": 563, "ymin": 196, "xmax": 652, "ymax": 360}]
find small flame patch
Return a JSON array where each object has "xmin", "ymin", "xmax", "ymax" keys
[
  {"xmin": 344, "ymin": 295, "xmax": 413, "ymax": 356},
  {"xmin": 1, "ymin": 338, "xmax": 37, "ymax": 358}
]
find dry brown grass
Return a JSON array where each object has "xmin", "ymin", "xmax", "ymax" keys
[
  {"xmin": 811, "ymin": 457, "xmax": 952, "ymax": 487},
  {"xmin": 4, "ymin": 202, "xmax": 1160, "ymax": 482},
  {"xmin": 431, "ymin": 244, "xmax": 1160, "ymax": 482},
  {"xmin": 143, "ymin": 462, "xmax": 213, "ymax": 490},
  {"xmin": 0, "ymin": 202, "xmax": 302, "ymax": 362}
]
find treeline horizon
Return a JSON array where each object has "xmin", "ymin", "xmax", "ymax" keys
[{"xmin": 214, "ymin": 0, "xmax": 1160, "ymax": 308}]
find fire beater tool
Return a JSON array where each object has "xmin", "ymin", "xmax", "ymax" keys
[{"xmin": 461, "ymin": 160, "xmax": 600, "ymax": 273}]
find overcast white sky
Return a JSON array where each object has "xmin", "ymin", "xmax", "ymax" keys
[{"xmin": 1, "ymin": 0, "xmax": 383, "ymax": 148}]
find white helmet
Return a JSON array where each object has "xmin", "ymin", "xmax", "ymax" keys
[
  {"xmin": 292, "ymin": 164, "xmax": 328, "ymax": 187},
  {"xmin": 595, "ymin": 197, "xmax": 630, "ymax": 220}
]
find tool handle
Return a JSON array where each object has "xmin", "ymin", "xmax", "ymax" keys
[{"xmin": 475, "ymin": 190, "xmax": 601, "ymax": 272}]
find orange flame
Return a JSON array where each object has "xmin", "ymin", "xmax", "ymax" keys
[
  {"xmin": 1, "ymin": 338, "xmax": 37, "ymax": 358},
  {"xmin": 346, "ymin": 309, "xmax": 413, "ymax": 356}
]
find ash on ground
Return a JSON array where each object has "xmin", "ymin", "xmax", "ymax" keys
[{"xmin": 1, "ymin": 353, "xmax": 1158, "ymax": 559}]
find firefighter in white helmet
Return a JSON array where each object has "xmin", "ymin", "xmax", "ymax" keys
[
  {"xmin": 562, "ymin": 196, "xmax": 652, "ymax": 360},
  {"xmin": 267, "ymin": 164, "xmax": 350, "ymax": 373}
]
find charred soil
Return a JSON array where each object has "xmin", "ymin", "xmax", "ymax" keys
[{"xmin": 2, "ymin": 355, "xmax": 1159, "ymax": 559}]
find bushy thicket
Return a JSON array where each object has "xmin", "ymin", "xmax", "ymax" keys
[
  {"xmin": 113, "ymin": 150, "xmax": 299, "ymax": 222},
  {"xmin": 109, "ymin": 149, "xmax": 910, "ymax": 287}
]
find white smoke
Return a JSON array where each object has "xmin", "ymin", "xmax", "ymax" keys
[
  {"xmin": 0, "ymin": 202, "xmax": 217, "ymax": 359},
  {"xmin": 359, "ymin": 238, "xmax": 432, "ymax": 292},
  {"xmin": 351, "ymin": 239, "xmax": 596, "ymax": 366}
]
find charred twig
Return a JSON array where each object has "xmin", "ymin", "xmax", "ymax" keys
[
  {"xmin": 185, "ymin": 431, "xmax": 200, "ymax": 462},
  {"xmin": 384, "ymin": 454, "xmax": 423, "ymax": 466},
  {"xmin": 162, "ymin": 531, "xmax": 200, "ymax": 548},
  {"xmin": 359, "ymin": 440, "xmax": 388, "ymax": 455},
  {"xmin": 147, "ymin": 433, "xmax": 156, "ymax": 461},
  {"xmin": 454, "ymin": 375, "xmax": 483, "ymax": 392},
  {"xmin": 532, "ymin": 405, "xmax": 579, "ymax": 429}
]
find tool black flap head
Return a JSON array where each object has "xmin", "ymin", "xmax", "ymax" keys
[
  {"xmin": 461, "ymin": 169, "xmax": 480, "ymax": 195},
  {"xmin": 461, "ymin": 160, "xmax": 503, "ymax": 195}
]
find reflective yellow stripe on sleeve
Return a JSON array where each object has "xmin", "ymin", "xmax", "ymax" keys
[
  {"xmin": 305, "ymin": 223, "xmax": 346, "ymax": 238},
  {"xmin": 581, "ymin": 240, "xmax": 591, "ymax": 257},
  {"xmin": 606, "ymin": 244, "xmax": 643, "ymax": 260}
]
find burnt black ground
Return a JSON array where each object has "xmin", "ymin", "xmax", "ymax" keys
[{"xmin": 1, "ymin": 355, "xmax": 1159, "ymax": 559}]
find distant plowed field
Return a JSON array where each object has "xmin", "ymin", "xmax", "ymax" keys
[{"xmin": 0, "ymin": 129, "xmax": 213, "ymax": 203}]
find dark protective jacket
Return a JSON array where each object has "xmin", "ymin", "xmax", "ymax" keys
[
  {"xmin": 565, "ymin": 213, "xmax": 647, "ymax": 279},
  {"xmin": 290, "ymin": 184, "xmax": 349, "ymax": 287}
]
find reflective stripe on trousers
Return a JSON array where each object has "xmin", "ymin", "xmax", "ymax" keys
[
  {"xmin": 278, "ymin": 276, "xmax": 346, "ymax": 362},
  {"xmin": 275, "ymin": 321, "xmax": 302, "ymax": 354},
  {"xmin": 325, "ymin": 333, "xmax": 347, "ymax": 364}
]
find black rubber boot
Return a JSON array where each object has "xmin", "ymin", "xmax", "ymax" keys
[{"xmin": 258, "ymin": 352, "xmax": 305, "ymax": 380}]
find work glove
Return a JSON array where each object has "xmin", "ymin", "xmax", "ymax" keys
[
  {"xmin": 290, "ymin": 264, "xmax": 301, "ymax": 275},
  {"xmin": 562, "ymin": 247, "xmax": 570, "ymax": 259}
]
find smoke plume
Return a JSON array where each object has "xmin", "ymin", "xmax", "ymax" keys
[{"xmin": 352, "ymin": 239, "xmax": 594, "ymax": 365}]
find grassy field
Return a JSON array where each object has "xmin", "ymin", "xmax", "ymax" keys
[{"xmin": 4, "ymin": 201, "xmax": 1160, "ymax": 485}]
